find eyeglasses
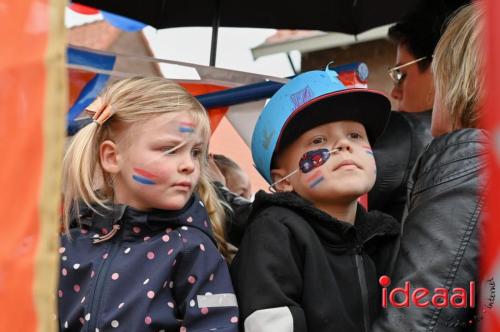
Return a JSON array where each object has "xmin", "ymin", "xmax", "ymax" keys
[{"xmin": 388, "ymin": 56, "xmax": 429, "ymax": 86}]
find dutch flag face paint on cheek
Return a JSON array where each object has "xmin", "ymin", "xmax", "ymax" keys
[
  {"xmin": 178, "ymin": 122, "xmax": 195, "ymax": 133},
  {"xmin": 362, "ymin": 145, "xmax": 374, "ymax": 157},
  {"xmin": 305, "ymin": 169, "xmax": 325, "ymax": 189},
  {"xmin": 132, "ymin": 168, "xmax": 158, "ymax": 185}
]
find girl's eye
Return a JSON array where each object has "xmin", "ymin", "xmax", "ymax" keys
[
  {"xmin": 163, "ymin": 147, "xmax": 177, "ymax": 155},
  {"xmin": 311, "ymin": 137, "xmax": 326, "ymax": 145},
  {"xmin": 191, "ymin": 148, "xmax": 202, "ymax": 158}
]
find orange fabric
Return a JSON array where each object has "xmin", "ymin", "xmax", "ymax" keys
[
  {"xmin": 69, "ymin": 69, "xmax": 95, "ymax": 106},
  {"xmin": 0, "ymin": 1, "xmax": 64, "ymax": 331},
  {"xmin": 0, "ymin": 2, "xmax": 48, "ymax": 330},
  {"xmin": 180, "ymin": 83, "xmax": 229, "ymax": 132}
]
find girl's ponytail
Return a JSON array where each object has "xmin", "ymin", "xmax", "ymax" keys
[
  {"xmin": 62, "ymin": 121, "xmax": 110, "ymax": 232},
  {"xmin": 197, "ymin": 174, "xmax": 233, "ymax": 262}
]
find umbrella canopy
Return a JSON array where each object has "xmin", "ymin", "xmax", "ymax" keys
[{"xmin": 74, "ymin": 0, "xmax": 421, "ymax": 35}]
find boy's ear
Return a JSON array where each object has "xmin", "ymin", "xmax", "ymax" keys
[
  {"xmin": 270, "ymin": 168, "xmax": 293, "ymax": 192},
  {"xmin": 100, "ymin": 140, "xmax": 120, "ymax": 174}
]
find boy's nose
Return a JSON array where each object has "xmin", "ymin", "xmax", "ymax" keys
[{"xmin": 334, "ymin": 140, "xmax": 353, "ymax": 153}]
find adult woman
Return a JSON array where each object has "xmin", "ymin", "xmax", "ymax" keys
[{"xmin": 373, "ymin": 4, "xmax": 486, "ymax": 331}]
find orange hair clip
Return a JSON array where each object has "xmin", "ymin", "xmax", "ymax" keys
[{"xmin": 84, "ymin": 97, "xmax": 114, "ymax": 125}]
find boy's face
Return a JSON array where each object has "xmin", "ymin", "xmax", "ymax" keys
[{"xmin": 271, "ymin": 120, "xmax": 377, "ymax": 205}]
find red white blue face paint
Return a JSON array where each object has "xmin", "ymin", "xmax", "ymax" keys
[
  {"xmin": 305, "ymin": 169, "xmax": 325, "ymax": 188},
  {"xmin": 132, "ymin": 168, "xmax": 158, "ymax": 185},
  {"xmin": 179, "ymin": 122, "xmax": 195, "ymax": 134},
  {"xmin": 362, "ymin": 145, "xmax": 374, "ymax": 157},
  {"xmin": 269, "ymin": 147, "xmax": 340, "ymax": 192}
]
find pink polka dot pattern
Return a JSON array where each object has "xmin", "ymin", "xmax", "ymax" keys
[{"xmin": 58, "ymin": 199, "xmax": 239, "ymax": 331}]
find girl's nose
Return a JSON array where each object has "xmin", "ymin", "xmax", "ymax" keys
[{"xmin": 178, "ymin": 153, "xmax": 195, "ymax": 174}]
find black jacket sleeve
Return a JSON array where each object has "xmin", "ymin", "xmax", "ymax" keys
[{"xmin": 230, "ymin": 209, "xmax": 307, "ymax": 332}]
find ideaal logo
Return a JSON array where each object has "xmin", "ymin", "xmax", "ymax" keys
[
  {"xmin": 379, "ymin": 276, "xmax": 476, "ymax": 309},
  {"xmin": 379, "ymin": 275, "xmax": 496, "ymax": 327}
]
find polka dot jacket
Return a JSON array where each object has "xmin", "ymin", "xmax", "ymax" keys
[{"xmin": 58, "ymin": 195, "xmax": 239, "ymax": 331}]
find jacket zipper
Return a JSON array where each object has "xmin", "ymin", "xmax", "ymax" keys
[
  {"xmin": 353, "ymin": 232, "xmax": 385, "ymax": 332},
  {"xmin": 87, "ymin": 235, "xmax": 122, "ymax": 332},
  {"xmin": 355, "ymin": 246, "xmax": 370, "ymax": 332}
]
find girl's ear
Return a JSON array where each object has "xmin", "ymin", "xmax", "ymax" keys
[
  {"xmin": 100, "ymin": 140, "xmax": 120, "ymax": 174},
  {"xmin": 270, "ymin": 168, "xmax": 293, "ymax": 192}
]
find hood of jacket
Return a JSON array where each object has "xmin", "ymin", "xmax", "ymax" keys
[
  {"xmin": 249, "ymin": 190, "xmax": 399, "ymax": 245},
  {"xmin": 74, "ymin": 194, "xmax": 216, "ymax": 245}
]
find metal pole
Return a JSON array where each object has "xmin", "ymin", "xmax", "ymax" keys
[{"xmin": 210, "ymin": 0, "xmax": 221, "ymax": 66}]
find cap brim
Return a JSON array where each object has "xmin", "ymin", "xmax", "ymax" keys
[{"xmin": 276, "ymin": 89, "xmax": 391, "ymax": 153}]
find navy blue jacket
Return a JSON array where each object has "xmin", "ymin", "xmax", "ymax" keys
[{"xmin": 58, "ymin": 195, "xmax": 239, "ymax": 331}]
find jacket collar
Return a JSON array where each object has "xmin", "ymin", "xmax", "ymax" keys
[
  {"xmin": 75, "ymin": 195, "xmax": 215, "ymax": 243},
  {"xmin": 251, "ymin": 190, "xmax": 399, "ymax": 244}
]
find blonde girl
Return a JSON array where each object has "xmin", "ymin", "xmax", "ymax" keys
[{"xmin": 58, "ymin": 77, "xmax": 239, "ymax": 331}]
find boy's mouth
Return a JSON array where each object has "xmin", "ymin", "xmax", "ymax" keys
[{"xmin": 333, "ymin": 159, "xmax": 361, "ymax": 171}]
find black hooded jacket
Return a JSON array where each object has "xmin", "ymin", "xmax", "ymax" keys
[{"xmin": 230, "ymin": 191, "xmax": 400, "ymax": 332}]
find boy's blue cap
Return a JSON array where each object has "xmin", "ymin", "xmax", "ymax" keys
[{"xmin": 251, "ymin": 68, "xmax": 391, "ymax": 184}]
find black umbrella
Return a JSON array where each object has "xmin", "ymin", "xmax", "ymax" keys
[{"xmin": 75, "ymin": 0, "xmax": 421, "ymax": 65}]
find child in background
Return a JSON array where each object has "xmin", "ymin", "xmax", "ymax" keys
[
  {"xmin": 231, "ymin": 68, "xmax": 400, "ymax": 332},
  {"xmin": 58, "ymin": 77, "xmax": 238, "ymax": 331}
]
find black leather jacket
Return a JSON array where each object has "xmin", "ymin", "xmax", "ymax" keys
[
  {"xmin": 369, "ymin": 110, "xmax": 433, "ymax": 221},
  {"xmin": 372, "ymin": 128, "xmax": 488, "ymax": 332}
]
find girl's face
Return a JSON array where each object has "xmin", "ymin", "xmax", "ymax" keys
[{"xmin": 105, "ymin": 112, "xmax": 206, "ymax": 211}]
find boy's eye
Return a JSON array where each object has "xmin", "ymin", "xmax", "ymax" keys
[
  {"xmin": 311, "ymin": 136, "xmax": 326, "ymax": 145},
  {"xmin": 348, "ymin": 132, "xmax": 363, "ymax": 140}
]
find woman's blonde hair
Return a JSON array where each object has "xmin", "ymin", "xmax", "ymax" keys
[
  {"xmin": 63, "ymin": 76, "xmax": 231, "ymax": 259},
  {"xmin": 432, "ymin": 2, "xmax": 485, "ymax": 130}
]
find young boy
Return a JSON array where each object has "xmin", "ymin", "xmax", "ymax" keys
[{"xmin": 230, "ymin": 68, "xmax": 400, "ymax": 332}]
